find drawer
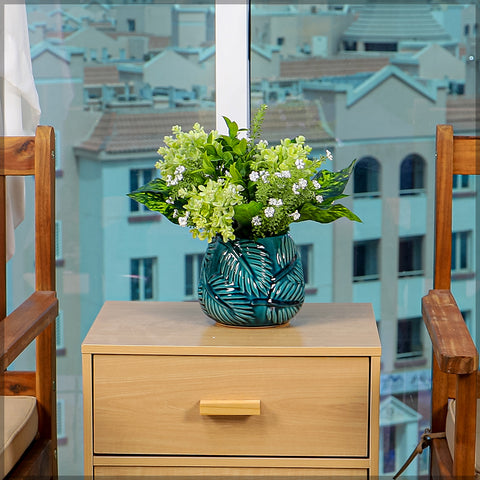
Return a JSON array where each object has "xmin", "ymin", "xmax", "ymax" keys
[
  {"xmin": 93, "ymin": 355, "xmax": 370, "ymax": 457},
  {"xmin": 94, "ymin": 465, "xmax": 368, "ymax": 477}
]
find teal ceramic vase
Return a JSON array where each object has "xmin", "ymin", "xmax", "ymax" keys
[{"xmin": 198, "ymin": 233, "xmax": 305, "ymax": 327}]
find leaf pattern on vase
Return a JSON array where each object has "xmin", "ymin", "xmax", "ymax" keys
[{"xmin": 198, "ymin": 234, "xmax": 305, "ymax": 327}]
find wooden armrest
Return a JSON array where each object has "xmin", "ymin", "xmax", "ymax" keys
[
  {"xmin": 422, "ymin": 289, "xmax": 478, "ymax": 375},
  {"xmin": 0, "ymin": 291, "xmax": 58, "ymax": 371}
]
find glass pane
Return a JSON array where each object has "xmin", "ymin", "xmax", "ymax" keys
[
  {"xmin": 22, "ymin": 2, "xmax": 215, "ymax": 475},
  {"xmin": 250, "ymin": 3, "xmax": 477, "ymax": 477}
]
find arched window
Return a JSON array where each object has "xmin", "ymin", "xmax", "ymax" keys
[
  {"xmin": 399, "ymin": 154, "xmax": 425, "ymax": 194},
  {"xmin": 354, "ymin": 156, "xmax": 380, "ymax": 197}
]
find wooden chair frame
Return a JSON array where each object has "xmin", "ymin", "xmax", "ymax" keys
[
  {"xmin": 422, "ymin": 124, "xmax": 479, "ymax": 479},
  {"xmin": 1, "ymin": 126, "xmax": 58, "ymax": 478}
]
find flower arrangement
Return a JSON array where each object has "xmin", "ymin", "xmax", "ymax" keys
[{"xmin": 128, "ymin": 105, "xmax": 360, "ymax": 242}]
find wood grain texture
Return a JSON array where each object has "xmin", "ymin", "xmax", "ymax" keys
[
  {"xmin": 1, "ymin": 371, "xmax": 36, "ymax": 396},
  {"xmin": 422, "ymin": 290, "xmax": 478, "ymax": 375},
  {"xmin": 200, "ymin": 399, "xmax": 261, "ymax": 416},
  {"xmin": 0, "ymin": 136, "xmax": 35, "ymax": 175},
  {"xmin": 94, "ymin": 465, "xmax": 368, "ymax": 477},
  {"xmin": 93, "ymin": 354, "xmax": 370, "ymax": 457}
]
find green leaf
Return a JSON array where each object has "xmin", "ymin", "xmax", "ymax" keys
[
  {"xmin": 202, "ymin": 157, "xmax": 216, "ymax": 176},
  {"xmin": 233, "ymin": 201, "xmax": 263, "ymax": 227},
  {"xmin": 127, "ymin": 178, "xmax": 184, "ymax": 224},
  {"xmin": 223, "ymin": 151, "xmax": 233, "ymax": 163},
  {"xmin": 298, "ymin": 202, "xmax": 362, "ymax": 224},
  {"xmin": 229, "ymin": 163, "xmax": 243, "ymax": 184},
  {"xmin": 204, "ymin": 144, "xmax": 217, "ymax": 157},
  {"xmin": 223, "ymin": 116, "xmax": 238, "ymax": 138},
  {"xmin": 314, "ymin": 159, "xmax": 356, "ymax": 200}
]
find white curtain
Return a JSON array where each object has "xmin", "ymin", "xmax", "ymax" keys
[{"xmin": 1, "ymin": 1, "xmax": 41, "ymax": 260}]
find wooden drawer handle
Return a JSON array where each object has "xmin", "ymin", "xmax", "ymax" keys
[{"xmin": 199, "ymin": 399, "xmax": 261, "ymax": 416}]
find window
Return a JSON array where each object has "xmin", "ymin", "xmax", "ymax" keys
[
  {"xmin": 298, "ymin": 244, "xmax": 312, "ymax": 285},
  {"xmin": 130, "ymin": 258, "xmax": 156, "ymax": 301},
  {"xmin": 354, "ymin": 157, "xmax": 380, "ymax": 197},
  {"xmin": 354, "ymin": 240, "xmax": 379, "ymax": 281},
  {"xmin": 453, "ymin": 174, "xmax": 472, "ymax": 190},
  {"xmin": 57, "ymin": 398, "xmax": 67, "ymax": 445},
  {"xmin": 398, "ymin": 236, "xmax": 423, "ymax": 276},
  {"xmin": 452, "ymin": 231, "xmax": 471, "ymax": 273},
  {"xmin": 400, "ymin": 154, "xmax": 425, "ymax": 194},
  {"xmin": 397, "ymin": 317, "xmax": 423, "ymax": 359},
  {"xmin": 130, "ymin": 169, "xmax": 155, "ymax": 213},
  {"xmin": 127, "ymin": 18, "xmax": 136, "ymax": 32},
  {"xmin": 55, "ymin": 220, "xmax": 63, "ymax": 266},
  {"xmin": 185, "ymin": 253, "xmax": 204, "ymax": 297},
  {"xmin": 56, "ymin": 311, "xmax": 65, "ymax": 355}
]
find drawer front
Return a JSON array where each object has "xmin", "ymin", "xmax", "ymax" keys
[
  {"xmin": 95, "ymin": 465, "xmax": 368, "ymax": 477},
  {"xmin": 93, "ymin": 355, "xmax": 370, "ymax": 457}
]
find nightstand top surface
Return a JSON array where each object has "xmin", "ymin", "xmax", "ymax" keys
[{"xmin": 82, "ymin": 301, "xmax": 381, "ymax": 356}]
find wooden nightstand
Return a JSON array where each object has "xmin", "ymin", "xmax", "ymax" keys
[{"xmin": 82, "ymin": 301, "xmax": 381, "ymax": 478}]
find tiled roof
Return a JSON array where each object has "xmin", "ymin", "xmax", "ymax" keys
[
  {"xmin": 280, "ymin": 57, "xmax": 390, "ymax": 80},
  {"xmin": 446, "ymin": 97, "xmax": 480, "ymax": 134},
  {"xmin": 76, "ymin": 103, "xmax": 333, "ymax": 155},
  {"xmin": 84, "ymin": 65, "xmax": 120, "ymax": 85},
  {"xmin": 343, "ymin": 4, "xmax": 452, "ymax": 43},
  {"xmin": 77, "ymin": 110, "xmax": 216, "ymax": 154},
  {"xmin": 261, "ymin": 102, "xmax": 332, "ymax": 143}
]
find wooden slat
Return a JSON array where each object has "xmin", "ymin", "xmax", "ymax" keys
[
  {"xmin": 447, "ymin": 370, "xmax": 480, "ymax": 398},
  {"xmin": 453, "ymin": 136, "xmax": 480, "ymax": 175},
  {"xmin": 1, "ymin": 371, "xmax": 36, "ymax": 396},
  {"xmin": 422, "ymin": 290, "xmax": 478, "ymax": 375},
  {"xmin": 452, "ymin": 372, "xmax": 477, "ymax": 478},
  {"xmin": 434, "ymin": 125, "xmax": 454, "ymax": 290},
  {"xmin": 0, "ymin": 136, "xmax": 36, "ymax": 175},
  {"xmin": 34, "ymin": 126, "xmax": 56, "ymax": 292},
  {"xmin": 0, "ymin": 291, "xmax": 58, "ymax": 371},
  {"xmin": 430, "ymin": 438, "xmax": 454, "ymax": 480}
]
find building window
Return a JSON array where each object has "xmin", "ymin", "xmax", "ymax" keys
[
  {"xmin": 55, "ymin": 220, "xmax": 64, "ymax": 266},
  {"xmin": 185, "ymin": 253, "xmax": 204, "ymax": 297},
  {"xmin": 130, "ymin": 168, "xmax": 155, "ymax": 212},
  {"xmin": 127, "ymin": 18, "xmax": 136, "ymax": 32},
  {"xmin": 130, "ymin": 257, "xmax": 156, "ymax": 301},
  {"xmin": 397, "ymin": 317, "xmax": 423, "ymax": 359},
  {"xmin": 354, "ymin": 239, "xmax": 379, "ymax": 281},
  {"xmin": 56, "ymin": 310, "xmax": 65, "ymax": 355},
  {"xmin": 354, "ymin": 156, "xmax": 380, "ymax": 197},
  {"xmin": 453, "ymin": 174, "xmax": 472, "ymax": 190},
  {"xmin": 398, "ymin": 236, "xmax": 423, "ymax": 276},
  {"xmin": 400, "ymin": 154, "xmax": 425, "ymax": 195},
  {"xmin": 298, "ymin": 244, "xmax": 313, "ymax": 285},
  {"xmin": 57, "ymin": 398, "xmax": 67, "ymax": 445},
  {"xmin": 452, "ymin": 231, "xmax": 471, "ymax": 273}
]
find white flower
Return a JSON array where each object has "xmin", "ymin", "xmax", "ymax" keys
[
  {"xmin": 298, "ymin": 178, "xmax": 308, "ymax": 189},
  {"xmin": 326, "ymin": 149, "xmax": 333, "ymax": 161},
  {"xmin": 252, "ymin": 216, "xmax": 262, "ymax": 226},
  {"xmin": 178, "ymin": 211, "xmax": 189, "ymax": 227},
  {"xmin": 316, "ymin": 195, "xmax": 324, "ymax": 203},
  {"xmin": 166, "ymin": 197, "xmax": 174, "ymax": 204},
  {"xmin": 313, "ymin": 180, "xmax": 321, "ymax": 189},
  {"xmin": 295, "ymin": 159, "xmax": 305, "ymax": 169},
  {"xmin": 264, "ymin": 206, "xmax": 275, "ymax": 218},
  {"xmin": 290, "ymin": 210, "xmax": 301, "ymax": 220},
  {"xmin": 260, "ymin": 171, "xmax": 270, "ymax": 183},
  {"xmin": 172, "ymin": 209, "xmax": 179, "ymax": 218},
  {"xmin": 249, "ymin": 171, "xmax": 260, "ymax": 182},
  {"xmin": 274, "ymin": 170, "xmax": 291, "ymax": 178},
  {"xmin": 269, "ymin": 198, "xmax": 283, "ymax": 206},
  {"xmin": 292, "ymin": 183, "xmax": 300, "ymax": 195},
  {"xmin": 175, "ymin": 165, "xmax": 186, "ymax": 174}
]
